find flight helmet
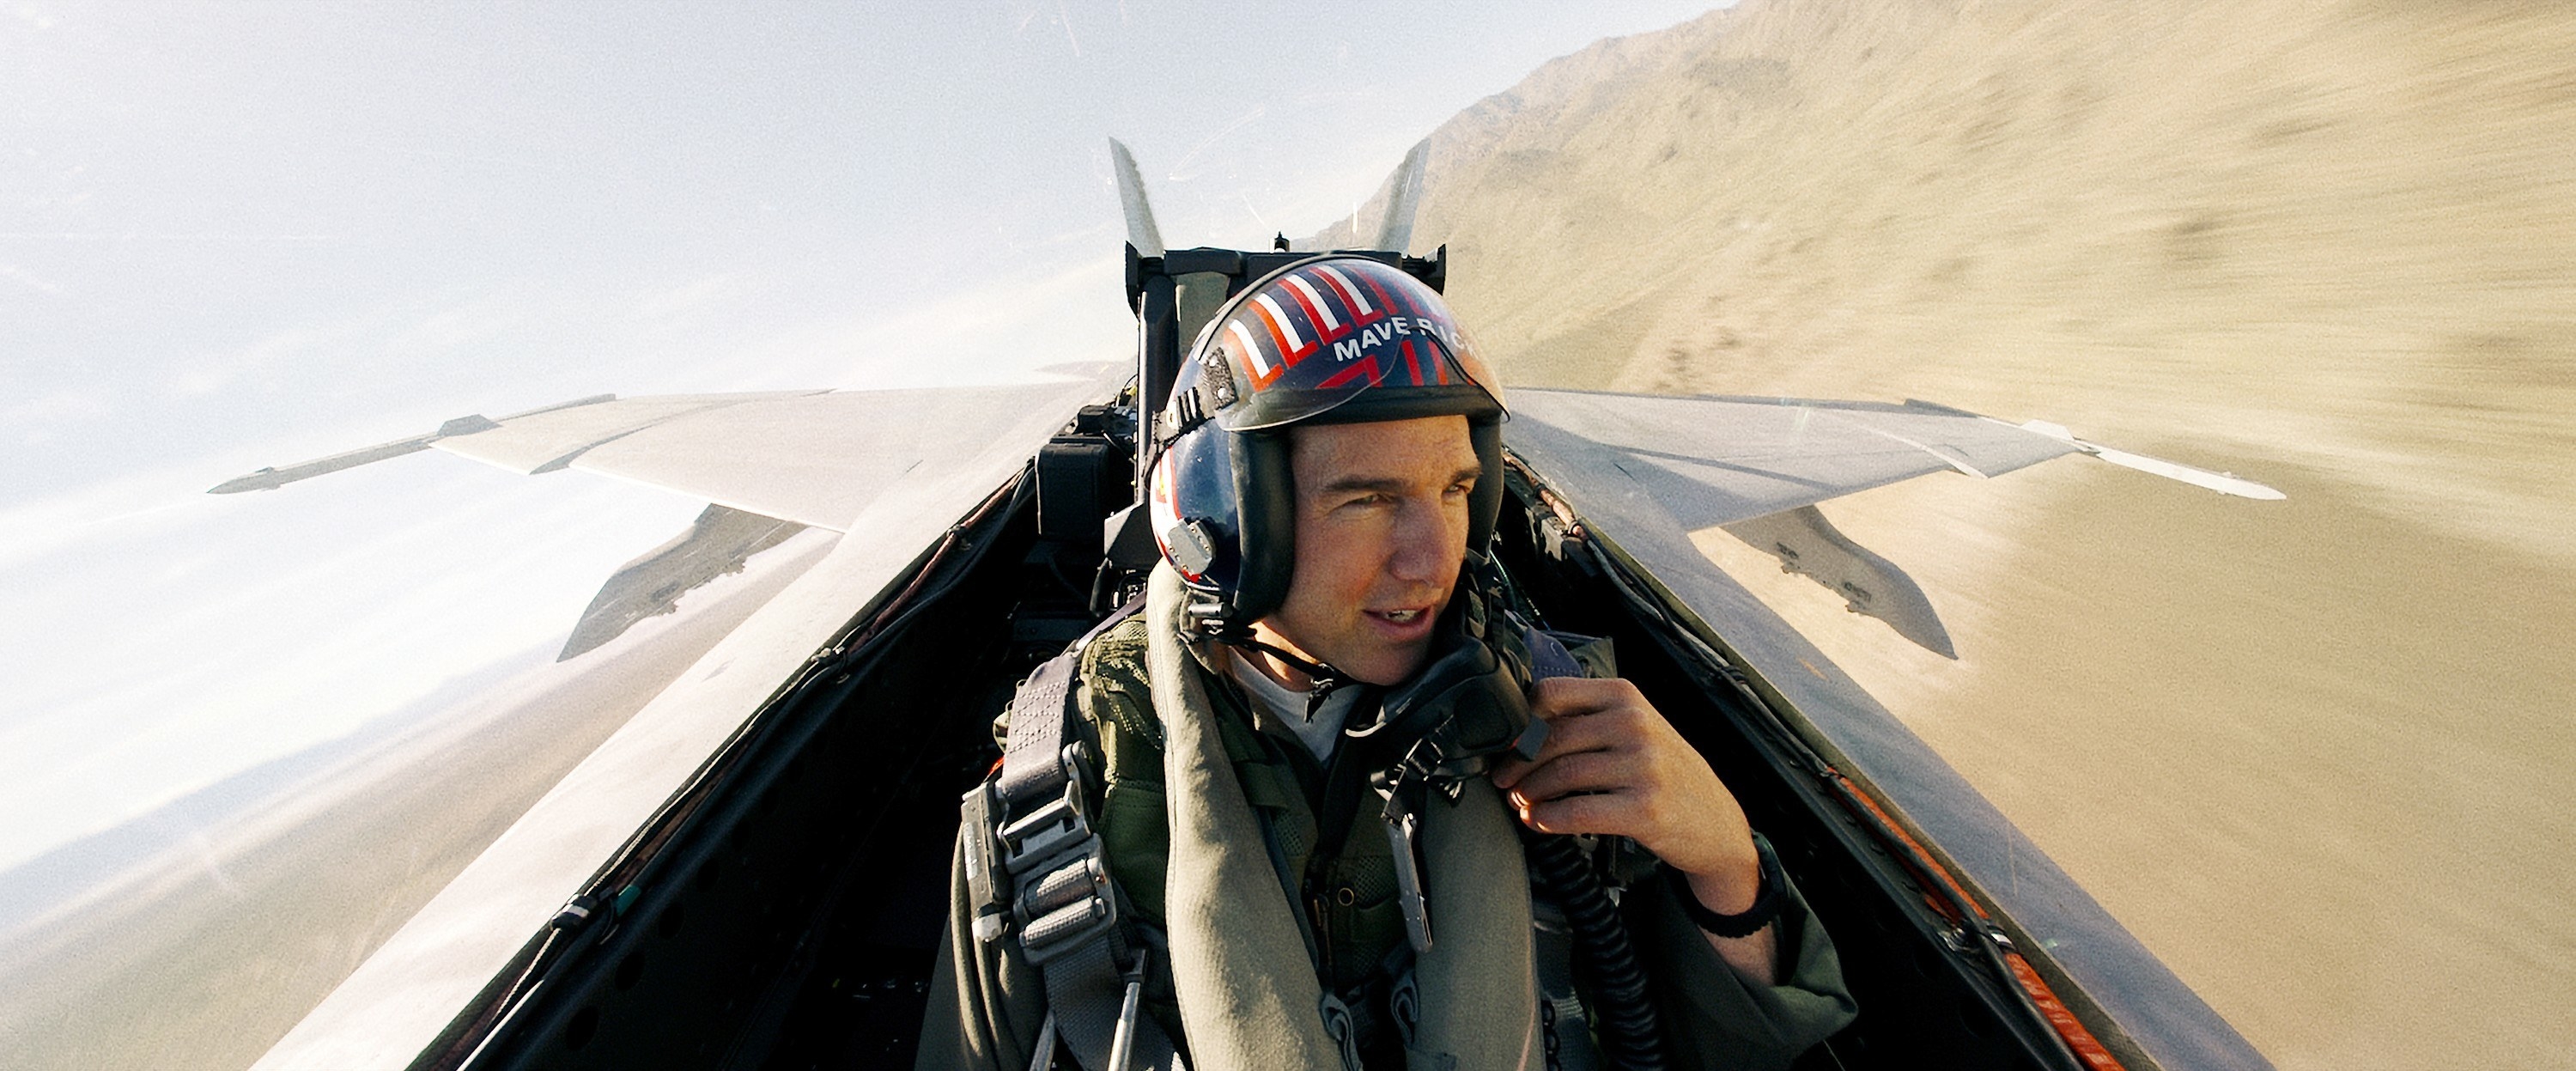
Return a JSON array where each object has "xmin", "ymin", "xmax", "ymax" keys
[{"xmin": 1148, "ymin": 255, "xmax": 1508, "ymax": 630}]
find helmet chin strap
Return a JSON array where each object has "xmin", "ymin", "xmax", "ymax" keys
[{"xmin": 1209, "ymin": 623, "xmax": 1364, "ymax": 722}]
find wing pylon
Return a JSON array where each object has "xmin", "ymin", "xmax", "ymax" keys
[{"xmin": 1721, "ymin": 504, "xmax": 1957, "ymax": 658}]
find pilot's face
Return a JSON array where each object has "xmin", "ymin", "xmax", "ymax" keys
[{"xmin": 1255, "ymin": 414, "xmax": 1480, "ymax": 687}]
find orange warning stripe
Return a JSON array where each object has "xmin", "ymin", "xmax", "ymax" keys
[{"xmin": 1831, "ymin": 773, "xmax": 2125, "ymax": 1069}]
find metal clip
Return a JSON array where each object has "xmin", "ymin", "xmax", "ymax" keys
[
  {"xmin": 999, "ymin": 781, "xmax": 1094, "ymax": 878},
  {"xmin": 960, "ymin": 782, "xmax": 1012, "ymax": 943},
  {"xmin": 1106, "ymin": 957, "xmax": 1147, "ymax": 1071},
  {"xmin": 1376, "ymin": 776, "xmax": 1434, "ymax": 954}
]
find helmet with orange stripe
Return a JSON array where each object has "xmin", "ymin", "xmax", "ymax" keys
[{"xmin": 1148, "ymin": 254, "xmax": 1508, "ymax": 629}]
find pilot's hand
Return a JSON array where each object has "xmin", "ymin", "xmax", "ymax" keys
[{"xmin": 1491, "ymin": 677, "xmax": 1781, "ymax": 979}]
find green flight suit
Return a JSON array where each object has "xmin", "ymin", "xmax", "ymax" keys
[{"xmin": 920, "ymin": 618, "xmax": 1857, "ymax": 1069}]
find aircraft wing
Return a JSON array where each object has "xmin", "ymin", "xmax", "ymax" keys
[
  {"xmin": 1505, "ymin": 388, "xmax": 2278, "ymax": 531},
  {"xmin": 215, "ymin": 381, "xmax": 1136, "ymax": 660},
  {"xmin": 238, "ymin": 369, "xmax": 1123, "ymax": 1070},
  {"xmin": 1504, "ymin": 389, "xmax": 2281, "ymax": 657},
  {"xmin": 214, "ymin": 384, "xmax": 1120, "ymax": 533},
  {"xmin": 1502, "ymin": 390, "xmax": 2283, "ymax": 1069}
]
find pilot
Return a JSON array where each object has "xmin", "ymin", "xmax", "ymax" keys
[{"xmin": 922, "ymin": 257, "xmax": 1855, "ymax": 1070}]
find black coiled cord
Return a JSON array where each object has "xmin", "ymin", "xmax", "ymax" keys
[{"xmin": 1520, "ymin": 827, "xmax": 1665, "ymax": 1070}]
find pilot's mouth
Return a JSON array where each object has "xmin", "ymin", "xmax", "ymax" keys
[{"xmin": 1370, "ymin": 608, "xmax": 1426, "ymax": 624}]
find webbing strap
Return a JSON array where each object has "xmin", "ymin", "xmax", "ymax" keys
[
  {"xmin": 997, "ymin": 653, "xmax": 1080, "ymax": 812},
  {"xmin": 999, "ymin": 594, "xmax": 1144, "ymax": 809},
  {"xmin": 981, "ymin": 596, "xmax": 1185, "ymax": 1070},
  {"xmin": 1042, "ymin": 934, "xmax": 1182, "ymax": 1070}
]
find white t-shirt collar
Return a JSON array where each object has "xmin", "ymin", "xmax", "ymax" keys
[{"xmin": 1225, "ymin": 648, "xmax": 1360, "ymax": 763}]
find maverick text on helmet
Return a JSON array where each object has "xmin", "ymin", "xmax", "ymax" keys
[{"xmin": 1148, "ymin": 255, "xmax": 1508, "ymax": 627}]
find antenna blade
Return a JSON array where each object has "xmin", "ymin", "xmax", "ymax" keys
[
  {"xmin": 1369, "ymin": 138, "xmax": 1431, "ymax": 254},
  {"xmin": 1109, "ymin": 137, "xmax": 1166, "ymax": 257}
]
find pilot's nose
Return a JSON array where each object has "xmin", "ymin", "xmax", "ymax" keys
[{"xmin": 1386, "ymin": 496, "xmax": 1463, "ymax": 582}]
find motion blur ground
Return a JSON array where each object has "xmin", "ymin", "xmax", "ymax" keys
[{"xmin": 1309, "ymin": 2, "xmax": 2576, "ymax": 1067}]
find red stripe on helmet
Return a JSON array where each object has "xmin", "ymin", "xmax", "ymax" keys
[
  {"xmin": 1358, "ymin": 270, "xmax": 1413, "ymax": 319},
  {"xmin": 1401, "ymin": 339, "xmax": 1423, "ymax": 385},
  {"xmin": 1312, "ymin": 265, "xmax": 1386, "ymax": 327},
  {"xmin": 1315, "ymin": 356, "xmax": 1382, "ymax": 389},
  {"xmin": 1279, "ymin": 276, "xmax": 1340, "ymax": 345},
  {"xmin": 1247, "ymin": 294, "xmax": 1314, "ymax": 363},
  {"xmin": 1226, "ymin": 319, "xmax": 1280, "ymax": 388},
  {"xmin": 1283, "ymin": 274, "xmax": 1346, "ymax": 340}
]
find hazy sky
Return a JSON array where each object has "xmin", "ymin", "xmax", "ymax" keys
[{"xmin": 0, "ymin": 2, "xmax": 1728, "ymax": 890}]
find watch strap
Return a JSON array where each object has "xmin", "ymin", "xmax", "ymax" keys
[{"xmin": 1663, "ymin": 836, "xmax": 1784, "ymax": 939}]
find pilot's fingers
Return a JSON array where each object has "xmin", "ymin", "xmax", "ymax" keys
[
  {"xmin": 1516, "ymin": 788, "xmax": 1647, "ymax": 839},
  {"xmin": 1492, "ymin": 701, "xmax": 1651, "ymax": 788},
  {"xmin": 1500, "ymin": 750, "xmax": 1638, "ymax": 812},
  {"xmin": 1528, "ymin": 676, "xmax": 1642, "ymax": 721}
]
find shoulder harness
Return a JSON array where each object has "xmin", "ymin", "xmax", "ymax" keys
[{"xmin": 961, "ymin": 596, "xmax": 1186, "ymax": 1071}]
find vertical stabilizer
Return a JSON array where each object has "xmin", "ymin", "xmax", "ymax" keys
[
  {"xmin": 1109, "ymin": 137, "xmax": 1165, "ymax": 257},
  {"xmin": 1370, "ymin": 138, "xmax": 1431, "ymax": 254}
]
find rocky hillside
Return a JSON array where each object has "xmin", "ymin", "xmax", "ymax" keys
[
  {"xmin": 1317, "ymin": 4, "xmax": 2576, "ymax": 1069},
  {"xmin": 1322, "ymin": 0, "xmax": 2576, "ymax": 561}
]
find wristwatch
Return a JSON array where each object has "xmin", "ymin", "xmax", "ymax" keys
[{"xmin": 1663, "ymin": 836, "xmax": 1785, "ymax": 939}]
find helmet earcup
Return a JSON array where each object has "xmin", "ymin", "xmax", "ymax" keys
[
  {"xmin": 1467, "ymin": 417, "xmax": 1504, "ymax": 554},
  {"xmin": 1154, "ymin": 424, "xmax": 1246, "ymax": 591},
  {"xmin": 1227, "ymin": 429, "xmax": 1297, "ymax": 624}
]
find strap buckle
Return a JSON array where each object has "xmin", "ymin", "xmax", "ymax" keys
[
  {"xmin": 998, "ymin": 746, "xmax": 1097, "ymax": 879},
  {"xmin": 999, "ymin": 746, "xmax": 1121, "ymax": 965},
  {"xmin": 1011, "ymin": 833, "xmax": 1120, "ymax": 965}
]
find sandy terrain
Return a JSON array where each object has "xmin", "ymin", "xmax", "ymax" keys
[{"xmin": 1315, "ymin": 3, "xmax": 2576, "ymax": 1068}]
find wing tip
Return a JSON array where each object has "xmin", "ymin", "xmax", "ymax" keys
[
  {"xmin": 207, "ymin": 468, "xmax": 283, "ymax": 495},
  {"xmin": 2015, "ymin": 419, "xmax": 2287, "ymax": 501}
]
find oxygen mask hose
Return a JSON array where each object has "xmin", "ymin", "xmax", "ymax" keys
[
  {"xmin": 1516, "ymin": 623, "xmax": 1665, "ymax": 1071},
  {"xmin": 1520, "ymin": 827, "xmax": 1664, "ymax": 1071},
  {"xmin": 1371, "ymin": 606, "xmax": 1668, "ymax": 1071}
]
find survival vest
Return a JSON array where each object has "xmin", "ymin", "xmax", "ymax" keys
[{"xmin": 962, "ymin": 600, "xmax": 1619, "ymax": 1071}]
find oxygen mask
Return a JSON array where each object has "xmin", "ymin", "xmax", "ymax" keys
[
  {"xmin": 1346, "ymin": 569, "xmax": 1552, "ymax": 955},
  {"xmin": 1349, "ymin": 587, "xmax": 1551, "ymax": 787}
]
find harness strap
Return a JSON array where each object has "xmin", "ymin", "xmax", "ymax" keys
[{"xmin": 969, "ymin": 596, "xmax": 1186, "ymax": 1071}]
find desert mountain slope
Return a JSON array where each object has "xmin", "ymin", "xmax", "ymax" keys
[
  {"xmin": 1313, "ymin": 3, "xmax": 2576, "ymax": 1069},
  {"xmin": 1322, "ymin": 0, "xmax": 2576, "ymax": 560}
]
